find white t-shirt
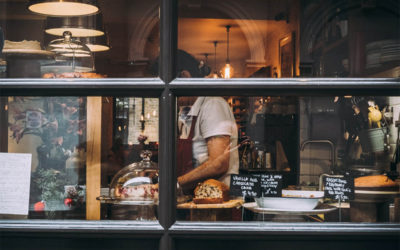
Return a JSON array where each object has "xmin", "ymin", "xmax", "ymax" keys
[{"xmin": 181, "ymin": 97, "xmax": 239, "ymax": 186}]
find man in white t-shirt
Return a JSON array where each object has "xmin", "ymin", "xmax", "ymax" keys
[{"xmin": 178, "ymin": 97, "xmax": 239, "ymax": 187}]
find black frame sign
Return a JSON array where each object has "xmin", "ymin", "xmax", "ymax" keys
[
  {"xmin": 323, "ymin": 176, "xmax": 354, "ymax": 201},
  {"xmin": 258, "ymin": 174, "xmax": 283, "ymax": 197},
  {"xmin": 230, "ymin": 174, "xmax": 261, "ymax": 198}
]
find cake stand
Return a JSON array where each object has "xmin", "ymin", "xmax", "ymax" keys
[
  {"xmin": 350, "ymin": 189, "xmax": 400, "ymax": 222},
  {"xmin": 2, "ymin": 49, "xmax": 54, "ymax": 77}
]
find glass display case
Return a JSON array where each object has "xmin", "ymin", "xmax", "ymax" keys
[
  {"xmin": 43, "ymin": 31, "xmax": 94, "ymax": 76},
  {"xmin": 99, "ymin": 150, "xmax": 159, "ymax": 220}
]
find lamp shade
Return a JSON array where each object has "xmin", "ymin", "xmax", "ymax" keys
[
  {"xmin": 45, "ymin": 14, "xmax": 104, "ymax": 37},
  {"xmin": 28, "ymin": 0, "xmax": 99, "ymax": 16},
  {"xmin": 79, "ymin": 36, "xmax": 110, "ymax": 52}
]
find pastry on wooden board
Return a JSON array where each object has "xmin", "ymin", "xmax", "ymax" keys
[
  {"xmin": 193, "ymin": 179, "xmax": 230, "ymax": 204},
  {"xmin": 354, "ymin": 175, "xmax": 399, "ymax": 191}
]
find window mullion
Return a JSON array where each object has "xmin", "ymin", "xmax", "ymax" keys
[
  {"xmin": 160, "ymin": 0, "xmax": 178, "ymax": 84},
  {"xmin": 158, "ymin": 1, "xmax": 178, "ymax": 248}
]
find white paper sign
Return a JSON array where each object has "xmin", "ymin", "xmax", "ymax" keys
[{"xmin": 0, "ymin": 153, "xmax": 32, "ymax": 215}]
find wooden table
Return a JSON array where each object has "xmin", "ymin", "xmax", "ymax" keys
[{"xmin": 177, "ymin": 199, "xmax": 244, "ymax": 221}]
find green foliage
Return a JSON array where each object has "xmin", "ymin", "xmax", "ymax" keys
[{"xmin": 35, "ymin": 168, "xmax": 67, "ymax": 202}]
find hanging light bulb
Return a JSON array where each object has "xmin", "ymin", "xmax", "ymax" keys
[
  {"xmin": 223, "ymin": 63, "xmax": 232, "ymax": 79},
  {"xmin": 222, "ymin": 25, "xmax": 234, "ymax": 79},
  {"xmin": 212, "ymin": 41, "xmax": 219, "ymax": 78}
]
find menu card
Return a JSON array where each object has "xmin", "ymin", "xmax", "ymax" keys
[
  {"xmin": 0, "ymin": 153, "xmax": 32, "ymax": 215},
  {"xmin": 230, "ymin": 174, "xmax": 261, "ymax": 198},
  {"xmin": 323, "ymin": 176, "xmax": 354, "ymax": 202},
  {"xmin": 259, "ymin": 174, "xmax": 283, "ymax": 197}
]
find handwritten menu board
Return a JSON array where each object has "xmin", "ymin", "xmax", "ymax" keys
[
  {"xmin": 323, "ymin": 176, "xmax": 354, "ymax": 201},
  {"xmin": 259, "ymin": 174, "xmax": 283, "ymax": 197},
  {"xmin": 0, "ymin": 153, "xmax": 32, "ymax": 215},
  {"xmin": 230, "ymin": 174, "xmax": 261, "ymax": 198}
]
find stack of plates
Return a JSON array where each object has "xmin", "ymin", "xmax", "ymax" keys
[{"xmin": 366, "ymin": 39, "xmax": 400, "ymax": 69}]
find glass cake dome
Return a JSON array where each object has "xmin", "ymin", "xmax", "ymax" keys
[
  {"xmin": 108, "ymin": 150, "xmax": 159, "ymax": 204},
  {"xmin": 44, "ymin": 31, "xmax": 94, "ymax": 74}
]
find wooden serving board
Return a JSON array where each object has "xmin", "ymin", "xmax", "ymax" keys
[{"xmin": 177, "ymin": 199, "xmax": 244, "ymax": 209}]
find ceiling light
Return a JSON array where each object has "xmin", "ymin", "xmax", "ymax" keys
[
  {"xmin": 79, "ymin": 36, "xmax": 110, "ymax": 52},
  {"xmin": 45, "ymin": 15, "xmax": 104, "ymax": 37},
  {"xmin": 28, "ymin": 0, "xmax": 99, "ymax": 17},
  {"xmin": 212, "ymin": 41, "xmax": 219, "ymax": 78},
  {"xmin": 222, "ymin": 25, "xmax": 233, "ymax": 79}
]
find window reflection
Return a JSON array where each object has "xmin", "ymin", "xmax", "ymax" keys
[
  {"xmin": 178, "ymin": 0, "xmax": 400, "ymax": 78},
  {"xmin": 0, "ymin": 0, "xmax": 160, "ymax": 78},
  {"xmin": 176, "ymin": 96, "xmax": 400, "ymax": 223},
  {"xmin": 1, "ymin": 97, "xmax": 159, "ymax": 221}
]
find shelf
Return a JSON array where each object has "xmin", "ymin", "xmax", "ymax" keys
[
  {"xmin": 312, "ymin": 37, "xmax": 348, "ymax": 54},
  {"xmin": 364, "ymin": 64, "xmax": 400, "ymax": 78}
]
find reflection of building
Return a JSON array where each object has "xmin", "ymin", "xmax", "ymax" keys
[
  {"xmin": 113, "ymin": 97, "xmax": 159, "ymax": 145},
  {"xmin": 178, "ymin": 0, "xmax": 300, "ymax": 77}
]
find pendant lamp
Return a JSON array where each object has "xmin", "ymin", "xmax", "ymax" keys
[
  {"xmin": 79, "ymin": 35, "xmax": 110, "ymax": 52},
  {"xmin": 45, "ymin": 14, "xmax": 104, "ymax": 37},
  {"xmin": 212, "ymin": 41, "xmax": 219, "ymax": 78},
  {"xmin": 28, "ymin": 0, "xmax": 99, "ymax": 17},
  {"xmin": 222, "ymin": 25, "xmax": 233, "ymax": 79}
]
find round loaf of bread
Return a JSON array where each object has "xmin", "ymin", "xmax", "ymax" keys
[
  {"xmin": 355, "ymin": 175, "xmax": 399, "ymax": 191},
  {"xmin": 193, "ymin": 179, "xmax": 229, "ymax": 204}
]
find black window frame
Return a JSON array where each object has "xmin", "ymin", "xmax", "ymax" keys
[{"xmin": 1, "ymin": 0, "xmax": 400, "ymax": 249}]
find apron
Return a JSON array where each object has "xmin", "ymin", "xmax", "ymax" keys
[{"xmin": 177, "ymin": 116, "xmax": 197, "ymax": 177}]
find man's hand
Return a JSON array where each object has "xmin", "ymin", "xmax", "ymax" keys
[{"xmin": 178, "ymin": 135, "xmax": 230, "ymax": 187}]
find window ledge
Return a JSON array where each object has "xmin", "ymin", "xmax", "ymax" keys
[
  {"xmin": 0, "ymin": 220, "xmax": 164, "ymax": 235},
  {"xmin": 0, "ymin": 78, "xmax": 165, "ymax": 95},
  {"xmin": 170, "ymin": 221, "xmax": 400, "ymax": 236},
  {"xmin": 170, "ymin": 77, "xmax": 400, "ymax": 86},
  {"xmin": 169, "ymin": 78, "xmax": 400, "ymax": 95}
]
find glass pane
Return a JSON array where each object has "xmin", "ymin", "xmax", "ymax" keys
[
  {"xmin": 176, "ymin": 96, "xmax": 400, "ymax": 223},
  {"xmin": 0, "ymin": 0, "xmax": 159, "ymax": 78},
  {"xmin": 0, "ymin": 97, "xmax": 159, "ymax": 220},
  {"xmin": 178, "ymin": 0, "xmax": 400, "ymax": 78}
]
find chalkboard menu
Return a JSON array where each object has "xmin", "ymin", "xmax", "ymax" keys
[
  {"xmin": 230, "ymin": 174, "xmax": 261, "ymax": 198},
  {"xmin": 259, "ymin": 174, "xmax": 283, "ymax": 197},
  {"xmin": 323, "ymin": 176, "xmax": 354, "ymax": 201}
]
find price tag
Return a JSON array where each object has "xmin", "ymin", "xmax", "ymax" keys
[
  {"xmin": 257, "ymin": 174, "xmax": 283, "ymax": 197},
  {"xmin": 230, "ymin": 174, "xmax": 261, "ymax": 198},
  {"xmin": 323, "ymin": 176, "xmax": 354, "ymax": 202}
]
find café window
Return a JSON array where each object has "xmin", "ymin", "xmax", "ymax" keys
[
  {"xmin": 0, "ymin": 0, "xmax": 160, "ymax": 78},
  {"xmin": 1, "ymin": 0, "xmax": 399, "ymax": 78},
  {"xmin": 176, "ymin": 96, "xmax": 400, "ymax": 223},
  {"xmin": 177, "ymin": 0, "xmax": 400, "ymax": 78},
  {"xmin": 0, "ymin": 0, "xmax": 399, "ymax": 228},
  {"xmin": 0, "ymin": 96, "xmax": 159, "ymax": 221}
]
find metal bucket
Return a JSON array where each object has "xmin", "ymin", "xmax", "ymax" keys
[{"xmin": 358, "ymin": 128, "xmax": 385, "ymax": 152}]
